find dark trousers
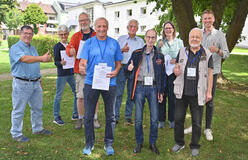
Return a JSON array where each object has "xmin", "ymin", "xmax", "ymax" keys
[
  {"xmin": 158, "ymin": 73, "xmax": 176, "ymax": 122},
  {"xmin": 174, "ymin": 95, "xmax": 203, "ymax": 149},
  {"xmin": 83, "ymin": 84, "xmax": 116, "ymax": 147},
  {"xmin": 205, "ymin": 74, "xmax": 218, "ymax": 129}
]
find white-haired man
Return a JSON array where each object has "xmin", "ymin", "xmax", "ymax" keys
[{"xmin": 172, "ymin": 28, "xmax": 213, "ymax": 156}]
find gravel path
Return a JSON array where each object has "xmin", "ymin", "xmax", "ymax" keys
[{"xmin": 0, "ymin": 68, "xmax": 56, "ymax": 82}]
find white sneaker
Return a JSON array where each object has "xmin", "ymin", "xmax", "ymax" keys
[
  {"xmin": 184, "ymin": 126, "xmax": 192, "ymax": 134},
  {"xmin": 204, "ymin": 129, "xmax": 213, "ymax": 141}
]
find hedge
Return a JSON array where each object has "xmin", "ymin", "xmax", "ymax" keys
[{"xmin": 8, "ymin": 35, "xmax": 60, "ymax": 59}]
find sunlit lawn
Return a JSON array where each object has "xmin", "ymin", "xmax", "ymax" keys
[{"xmin": 0, "ymin": 53, "xmax": 247, "ymax": 159}]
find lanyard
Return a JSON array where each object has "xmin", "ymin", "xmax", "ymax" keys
[
  {"xmin": 146, "ymin": 54, "xmax": 150, "ymax": 73},
  {"xmin": 82, "ymin": 31, "xmax": 92, "ymax": 41},
  {"xmin": 185, "ymin": 48, "xmax": 201, "ymax": 65},
  {"xmin": 97, "ymin": 37, "xmax": 108, "ymax": 61}
]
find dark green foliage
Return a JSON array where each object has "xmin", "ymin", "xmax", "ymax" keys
[
  {"xmin": 23, "ymin": 4, "xmax": 48, "ymax": 34},
  {"xmin": 0, "ymin": 0, "xmax": 18, "ymax": 23},
  {"xmin": 137, "ymin": 34, "xmax": 145, "ymax": 40},
  {"xmin": 7, "ymin": 35, "xmax": 59, "ymax": 59}
]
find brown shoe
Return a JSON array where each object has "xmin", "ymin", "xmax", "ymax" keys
[{"xmin": 75, "ymin": 119, "xmax": 83, "ymax": 130}]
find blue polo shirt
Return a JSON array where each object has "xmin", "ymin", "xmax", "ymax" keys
[
  {"xmin": 9, "ymin": 40, "xmax": 41, "ymax": 79},
  {"xmin": 80, "ymin": 36, "xmax": 122, "ymax": 86}
]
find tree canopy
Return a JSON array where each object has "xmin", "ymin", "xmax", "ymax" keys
[
  {"xmin": 4, "ymin": 8, "xmax": 23, "ymax": 31},
  {"xmin": 0, "ymin": 0, "xmax": 18, "ymax": 24},
  {"xmin": 23, "ymin": 3, "xmax": 48, "ymax": 34},
  {"xmin": 147, "ymin": 0, "xmax": 248, "ymax": 52}
]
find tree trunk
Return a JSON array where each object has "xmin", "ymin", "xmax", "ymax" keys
[
  {"xmin": 172, "ymin": 0, "xmax": 197, "ymax": 46},
  {"xmin": 211, "ymin": 0, "xmax": 227, "ymax": 29},
  {"xmin": 0, "ymin": 24, "xmax": 2, "ymax": 41},
  {"xmin": 226, "ymin": 0, "xmax": 248, "ymax": 52}
]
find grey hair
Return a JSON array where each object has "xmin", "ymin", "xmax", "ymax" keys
[
  {"xmin": 79, "ymin": 12, "xmax": 90, "ymax": 21},
  {"xmin": 94, "ymin": 17, "xmax": 109, "ymax": 27},
  {"xmin": 127, "ymin": 19, "xmax": 139, "ymax": 27},
  {"xmin": 189, "ymin": 27, "xmax": 203, "ymax": 38},
  {"xmin": 145, "ymin": 29, "xmax": 157, "ymax": 38},
  {"xmin": 58, "ymin": 25, "xmax": 69, "ymax": 33}
]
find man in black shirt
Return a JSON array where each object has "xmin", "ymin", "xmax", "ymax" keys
[{"xmin": 171, "ymin": 28, "xmax": 213, "ymax": 156}]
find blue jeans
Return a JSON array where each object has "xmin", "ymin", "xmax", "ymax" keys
[
  {"xmin": 84, "ymin": 84, "xmax": 116, "ymax": 147},
  {"xmin": 115, "ymin": 66, "xmax": 134, "ymax": 120},
  {"xmin": 53, "ymin": 75, "xmax": 78, "ymax": 119},
  {"xmin": 205, "ymin": 74, "xmax": 217, "ymax": 129},
  {"xmin": 10, "ymin": 78, "xmax": 44, "ymax": 138},
  {"xmin": 174, "ymin": 95, "xmax": 203, "ymax": 149},
  {"xmin": 134, "ymin": 84, "xmax": 159, "ymax": 144}
]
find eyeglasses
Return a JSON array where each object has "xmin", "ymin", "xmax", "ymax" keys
[
  {"xmin": 146, "ymin": 36, "xmax": 156, "ymax": 40},
  {"xmin": 165, "ymin": 27, "xmax": 173, "ymax": 30},
  {"xmin": 79, "ymin": 19, "xmax": 89, "ymax": 23},
  {"xmin": 58, "ymin": 33, "xmax": 68, "ymax": 36},
  {"xmin": 22, "ymin": 32, "xmax": 33, "ymax": 36}
]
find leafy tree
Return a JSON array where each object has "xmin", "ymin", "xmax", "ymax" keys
[
  {"xmin": 4, "ymin": 8, "xmax": 23, "ymax": 31},
  {"xmin": 0, "ymin": 0, "xmax": 17, "ymax": 23},
  {"xmin": 23, "ymin": 3, "xmax": 48, "ymax": 34},
  {"xmin": 0, "ymin": 0, "xmax": 18, "ymax": 41},
  {"xmin": 147, "ymin": 0, "xmax": 248, "ymax": 52}
]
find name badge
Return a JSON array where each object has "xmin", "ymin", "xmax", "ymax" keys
[
  {"xmin": 144, "ymin": 77, "xmax": 153, "ymax": 85},
  {"xmin": 98, "ymin": 63, "xmax": 107, "ymax": 66},
  {"xmin": 187, "ymin": 67, "xmax": 196, "ymax": 77}
]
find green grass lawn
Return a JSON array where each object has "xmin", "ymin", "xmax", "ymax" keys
[
  {"xmin": 232, "ymin": 47, "xmax": 248, "ymax": 53},
  {"xmin": 0, "ymin": 50, "xmax": 55, "ymax": 74},
  {"xmin": 0, "ymin": 75, "xmax": 247, "ymax": 159},
  {"xmin": 0, "ymin": 40, "xmax": 8, "ymax": 49},
  {"xmin": 0, "ymin": 54, "xmax": 247, "ymax": 159},
  {"xmin": 222, "ymin": 54, "xmax": 248, "ymax": 85}
]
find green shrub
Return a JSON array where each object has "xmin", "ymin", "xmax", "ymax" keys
[
  {"xmin": 7, "ymin": 35, "xmax": 19, "ymax": 49},
  {"xmin": 7, "ymin": 35, "xmax": 60, "ymax": 59},
  {"xmin": 137, "ymin": 34, "xmax": 145, "ymax": 40}
]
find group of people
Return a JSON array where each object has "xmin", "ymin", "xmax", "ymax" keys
[{"xmin": 9, "ymin": 9, "xmax": 229, "ymax": 157}]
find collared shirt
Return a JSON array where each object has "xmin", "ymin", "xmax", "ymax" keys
[
  {"xmin": 9, "ymin": 40, "xmax": 41, "ymax": 79},
  {"xmin": 202, "ymin": 28, "xmax": 230, "ymax": 74},
  {"xmin": 118, "ymin": 34, "xmax": 144, "ymax": 64},
  {"xmin": 157, "ymin": 37, "xmax": 184, "ymax": 59},
  {"xmin": 138, "ymin": 47, "xmax": 155, "ymax": 81},
  {"xmin": 80, "ymin": 36, "xmax": 123, "ymax": 86}
]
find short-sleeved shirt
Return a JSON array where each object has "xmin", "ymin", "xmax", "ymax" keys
[
  {"xmin": 118, "ymin": 34, "xmax": 144, "ymax": 64},
  {"xmin": 176, "ymin": 47, "xmax": 213, "ymax": 96},
  {"xmin": 158, "ymin": 37, "xmax": 184, "ymax": 59},
  {"xmin": 202, "ymin": 28, "xmax": 229, "ymax": 74},
  {"xmin": 9, "ymin": 40, "xmax": 41, "ymax": 79},
  {"xmin": 80, "ymin": 36, "xmax": 123, "ymax": 86}
]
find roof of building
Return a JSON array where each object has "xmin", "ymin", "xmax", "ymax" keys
[{"xmin": 19, "ymin": 1, "xmax": 57, "ymax": 14}]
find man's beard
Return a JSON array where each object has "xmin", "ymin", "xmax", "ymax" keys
[
  {"xmin": 81, "ymin": 24, "xmax": 90, "ymax": 31},
  {"xmin": 190, "ymin": 42, "xmax": 200, "ymax": 48}
]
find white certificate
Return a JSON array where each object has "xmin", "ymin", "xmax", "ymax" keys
[
  {"xmin": 60, "ymin": 50, "xmax": 75, "ymax": 69},
  {"xmin": 92, "ymin": 64, "xmax": 112, "ymax": 91},
  {"xmin": 164, "ymin": 54, "xmax": 175, "ymax": 76},
  {"xmin": 76, "ymin": 40, "xmax": 85, "ymax": 59}
]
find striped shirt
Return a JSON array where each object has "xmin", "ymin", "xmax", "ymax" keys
[{"xmin": 202, "ymin": 28, "xmax": 230, "ymax": 74}]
